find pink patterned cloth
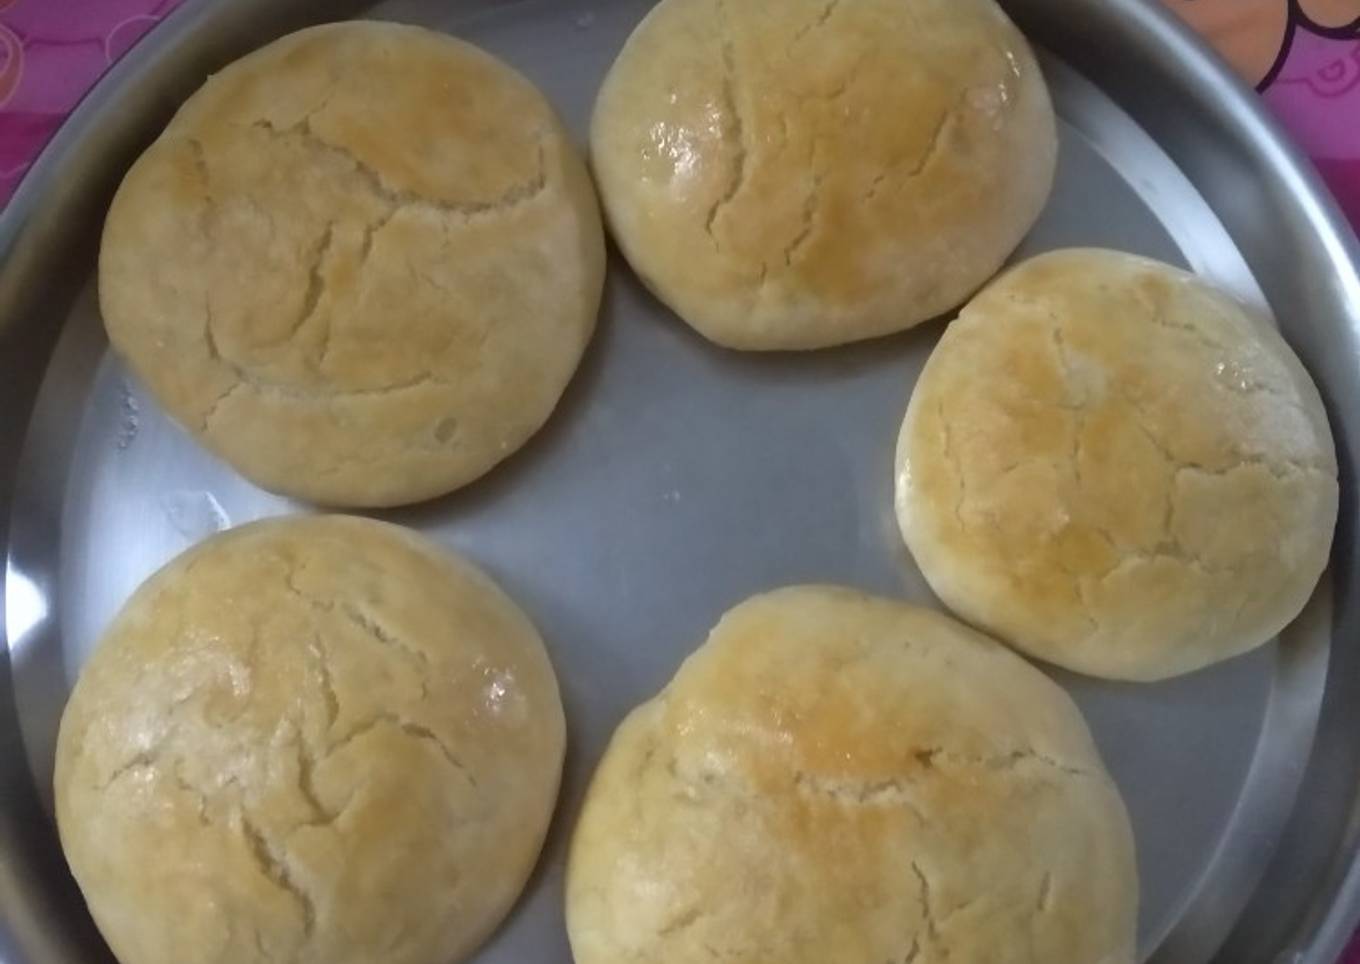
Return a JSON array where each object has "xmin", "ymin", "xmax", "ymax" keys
[
  {"xmin": 1, "ymin": 0, "xmax": 1359, "ymax": 960},
  {"xmin": 0, "ymin": 0, "xmax": 182, "ymax": 202},
  {"xmin": 1265, "ymin": 26, "xmax": 1360, "ymax": 229},
  {"xmin": 1159, "ymin": 0, "xmax": 1360, "ymax": 234}
]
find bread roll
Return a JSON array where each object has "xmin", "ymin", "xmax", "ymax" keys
[
  {"xmin": 590, "ymin": 0, "xmax": 1056, "ymax": 349},
  {"xmin": 896, "ymin": 248, "xmax": 1339, "ymax": 680},
  {"xmin": 55, "ymin": 515, "xmax": 565, "ymax": 964},
  {"xmin": 99, "ymin": 22, "xmax": 605, "ymax": 506},
  {"xmin": 567, "ymin": 585, "xmax": 1137, "ymax": 964}
]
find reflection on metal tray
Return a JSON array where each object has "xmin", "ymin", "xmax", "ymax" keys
[{"xmin": 1, "ymin": 1, "xmax": 1359, "ymax": 962}]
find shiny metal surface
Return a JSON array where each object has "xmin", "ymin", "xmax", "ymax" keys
[{"xmin": 0, "ymin": 1, "xmax": 1358, "ymax": 962}]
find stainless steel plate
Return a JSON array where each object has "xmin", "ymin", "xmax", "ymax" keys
[{"xmin": 2, "ymin": 1, "xmax": 1359, "ymax": 962}]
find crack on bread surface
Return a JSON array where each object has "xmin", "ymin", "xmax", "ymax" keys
[
  {"xmin": 911, "ymin": 862, "xmax": 939, "ymax": 945},
  {"xmin": 1037, "ymin": 872, "xmax": 1054, "ymax": 914},
  {"xmin": 703, "ymin": 0, "xmax": 749, "ymax": 252},
  {"xmin": 184, "ymin": 146, "xmax": 459, "ymax": 421},
  {"xmin": 330, "ymin": 712, "xmax": 477, "ymax": 788},
  {"xmin": 240, "ymin": 812, "xmax": 317, "ymax": 940},
  {"xmin": 790, "ymin": 0, "xmax": 842, "ymax": 45},
  {"xmin": 864, "ymin": 88, "xmax": 969, "ymax": 207},
  {"xmin": 259, "ymin": 220, "xmax": 338, "ymax": 352},
  {"xmin": 251, "ymin": 115, "xmax": 549, "ymax": 220}
]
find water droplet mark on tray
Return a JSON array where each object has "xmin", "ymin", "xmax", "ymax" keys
[
  {"xmin": 161, "ymin": 490, "xmax": 230, "ymax": 543},
  {"xmin": 116, "ymin": 382, "xmax": 140, "ymax": 450}
]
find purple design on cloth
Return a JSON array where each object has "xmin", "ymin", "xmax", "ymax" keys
[
  {"xmin": 0, "ymin": 0, "xmax": 183, "ymax": 205},
  {"xmin": 1265, "ymin": 28, "xmax": 1360, "ymax": 226}
]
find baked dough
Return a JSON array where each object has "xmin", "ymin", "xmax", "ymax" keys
[
  {"xmin": 54, "ymin": 515, "xmax": 565, "ymax": 964},
  {"xmin": 590, "ymin": 0, "xmax": 1056, "ymax": 350},
  {"xmin": 566, "ymin": 585, "xmax": 1137, "ymax": 964},
  {"xmin": 896, "ymin": 248, "xmax": 1339, "ymax": 680},
  {"xmin": 99, "ymin": 22, "xmax": 605, "ymax": 506}
]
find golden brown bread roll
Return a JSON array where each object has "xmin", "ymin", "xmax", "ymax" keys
[
  {"xmin": 99, "ymin": 22, "xmax": 604, "ymax": 506},
  {"xmin": 567, "ymin": 585, "xmax": 1137, "ymax": 964},
  {"xmin": 896, "ymin": 248, "xmax": 1339, "ymax": 680},
  {"xmin": 590, "ymin": 0, "xmax": 1057, "ymax": 349},
  {"xmin": 54, "ymin": 515, "xmax": 565, "ymax": 964}
]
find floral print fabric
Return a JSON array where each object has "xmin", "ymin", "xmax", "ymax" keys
[{"xmin": 0, "ymin": 0, "xmax": 180, "ymax": 203}]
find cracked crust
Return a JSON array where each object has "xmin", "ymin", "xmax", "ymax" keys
[
  {"xmin": 896, "ymin": 248, "xmax": 1340, "ymax": 680},
  {"xmin": 589, "ymin": 0, "xmax": 1056, "ymax": 350},
  {"xmin": 54, "ymin": 515, "xmax": 565, "ymax": 964},
  {"xmin": 99, "ymin": 22, "xmax": 605, "ymax": 506},
  {"xmin": 565, "ymin": 586, "xmax": 1136, "ymax": 964}
]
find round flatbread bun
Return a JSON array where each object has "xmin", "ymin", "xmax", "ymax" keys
[
  {"xmin": 566, "ymin": 585, "xmax": 1137, "ymax": 964},
  {"xmin": 896, "ymin": 248, "xmax": 1339, "ymax": 681},
  {"xmin": 99, "ymin": 22, "xmax": 605, "ymax": 506},
  {"xmin": 54, "ymin": 515, "xmax": 565, "ymax": 964},
  {"xmin": 589, "ymin": 0, "xmax": 1057, "ymax": 350}
]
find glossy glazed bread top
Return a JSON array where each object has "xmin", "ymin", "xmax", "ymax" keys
[
  {"xmin": 55, "ymin": 515, "xmax": 566, "ymax": 964},
  {"xmin": 591, "ymin": 0, "xmax": 1057, "ymax": 349},
  {"xmin": 897, "ymin": 248, "xmax": 1338, "ymax": 680},
  {"xmin": 567, "ymin": 585, "xmax": 1137, "ymax": 964}
]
